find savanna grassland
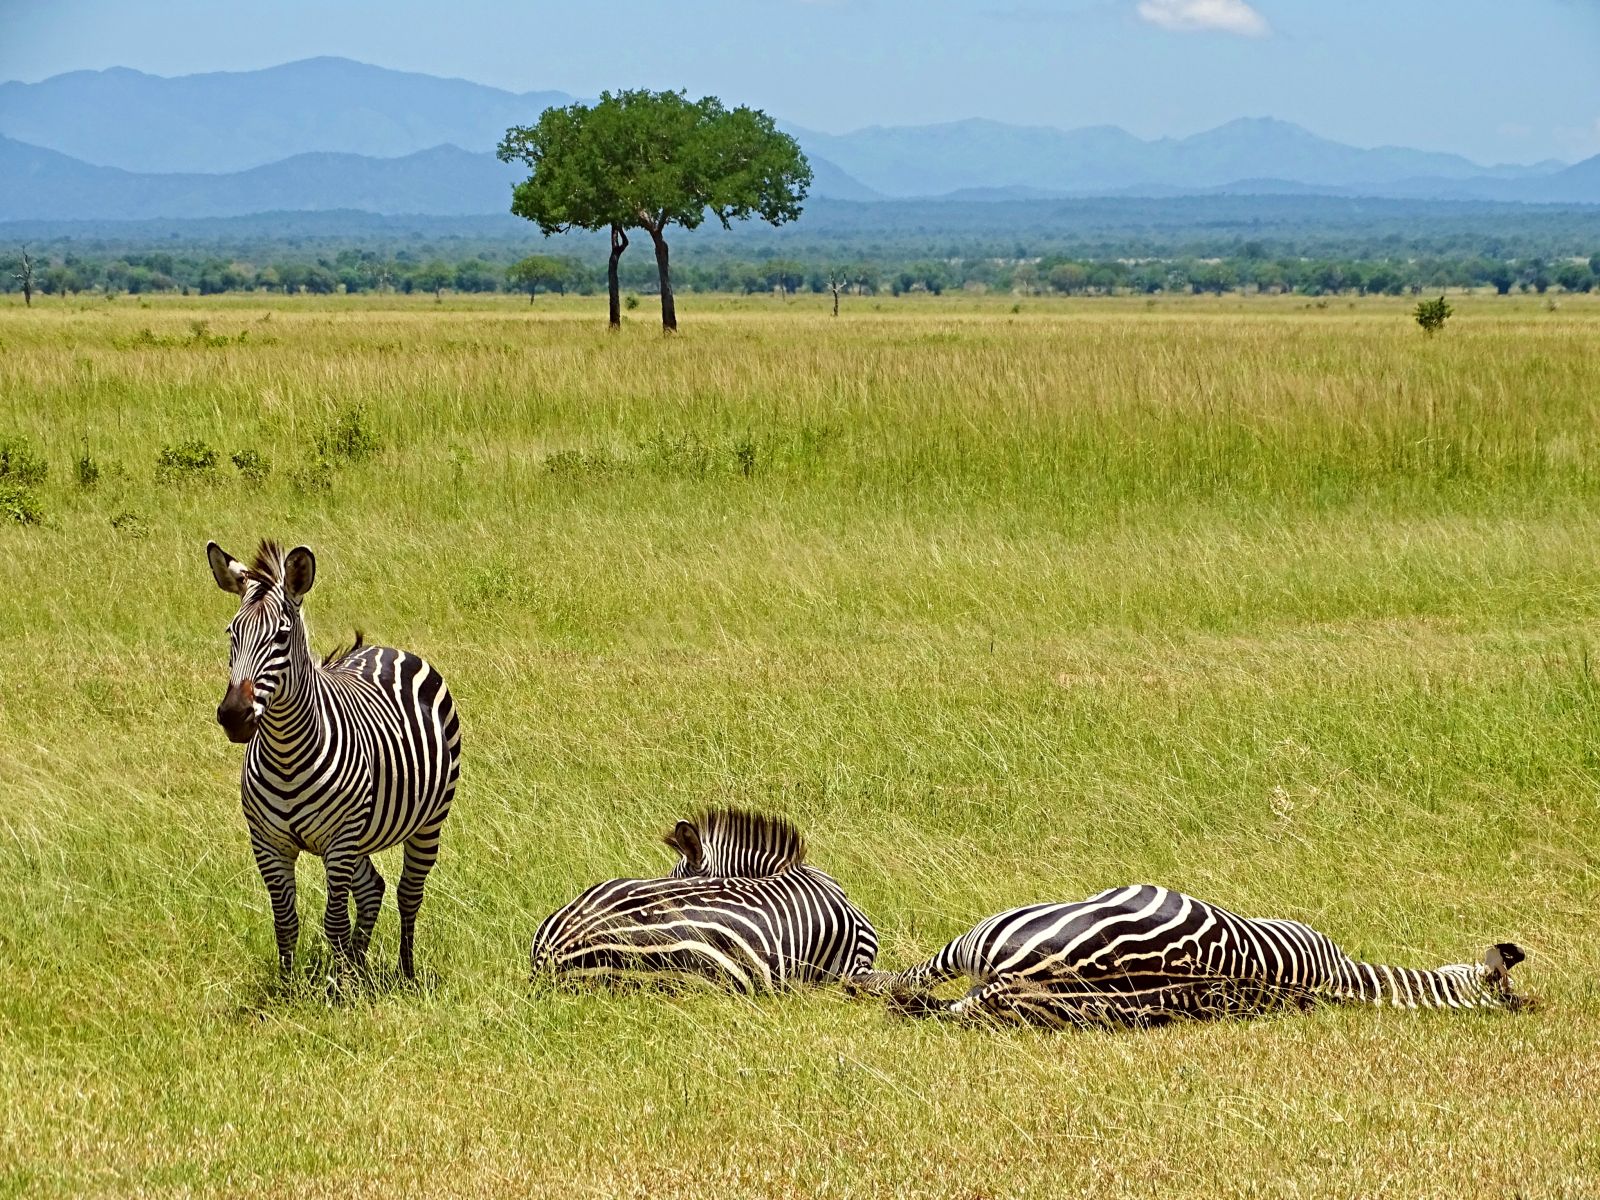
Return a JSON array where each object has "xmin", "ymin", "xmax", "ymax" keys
[{"xmin": 1, "ymin": 290, "xmax": 1598, "ymax": 1198}]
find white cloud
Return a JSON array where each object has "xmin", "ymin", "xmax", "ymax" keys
[{"xmin": 1136, "ymin": 0, "xmax": 1270, "ymax": 36}]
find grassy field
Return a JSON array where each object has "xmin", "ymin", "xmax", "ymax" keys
[{"xmin": 2, "ymin": 290, "xmax": 1597, "ymax": 1198}]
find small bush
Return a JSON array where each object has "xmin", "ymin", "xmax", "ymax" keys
[
  {"xmin": 289, "ymin": 459, "xmax": 335, "ymax": 494},
  {"xmin": 231, "ymin": 449, "xmax": 272, "ymax": 482},
  {"xmin": 0, "ymin": 437, "xmax": 49, "ymax": 487},
  {"xmin": 110, "ymin": 511, "xmax": 149, "ymax": 540},
  {"xmin": 1414, "ymin": 295, "xmax": 1453, "ymax": 336},
  {"xmin": 314, "ymin": 405, "xmax": 381, "ymax": 464},
  {"xmin": 155, "ymin": 439, "xmax": 220, "ymax": 484},
  {"xmin": 544, "ymin": 448, "xmax": 616, "ymax": 476},
  {"xmin": 623, "ymin": 294, "xmax": 640, "ymax": 311},
  {"xmin": 76, "ymin": 445, "xmax": 100, "ymax": 489},
  {"xmin": 733, "ymin": 436, "xmax": 757, "ymax": 479},
  {"xmin": 0, "ymin": 481, "xmax": 44, "ymax": 525}
]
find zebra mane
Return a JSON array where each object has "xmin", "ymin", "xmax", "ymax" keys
[
  {"xmin": 243, "ymin": 539, "xmax": 287, "ymax": 588},
  {"xmin": 666, "ymin": 808, "xmax": 808, "ymax": 878},
  {"xmin": 322, "ymin": 630, "xmax": 366, "ymax": 667}
]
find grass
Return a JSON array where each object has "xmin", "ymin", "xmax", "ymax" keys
[{"xmin": 2, "ymin": 290, "xmax": 1598, "ymax": 1198}]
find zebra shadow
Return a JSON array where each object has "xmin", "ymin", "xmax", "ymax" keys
[{"xmin": 231, "ymin": 955, "xmax": 443, "ymax": 1014}]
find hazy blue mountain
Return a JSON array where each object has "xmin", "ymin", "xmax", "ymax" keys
[
  {"xmin": 795, "ymin": 115, "xmax": 1562, "ymax": 197},
  {"xmin": 0, "ymin": 136, "xmax": 515, "ymax": 219},
  {"xmin": 0, "ymin": 135, "xmax": 879, "ymax": 220},
  {"xmin": 0, "ymin": 57, "xmax": 1585, "ymax": 213},
  {"xmin": 0, "ymin": 57, "xmax": 572, "ymax": 172}
]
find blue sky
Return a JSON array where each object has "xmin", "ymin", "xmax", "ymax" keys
[{"xmin": 3, "ymin": 0, "xmax": 1598, "ymax": 163}]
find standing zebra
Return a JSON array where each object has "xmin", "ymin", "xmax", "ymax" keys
[
  {"xmin": 207, "ymin": 540, "xmax": 462, "ymax": 980},
  {"xmin": 854, "ymin": 884, "xmax": 1526, "ymax": 1026},
  {"xmin": 530, "ymin": 809, "xmax": 878, "ymax": 992}
]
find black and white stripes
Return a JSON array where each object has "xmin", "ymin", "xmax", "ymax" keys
[
  {"xmin": 208, "ymin": 539, "xmax": 462, "ymax": 979},
  {"xmin": 856, "ymin": 884, "xmax": 1527, "ymax": 1026},
  {"xmin": 531, "ymin": 809, "xmax": 878, "ymax": 993}
]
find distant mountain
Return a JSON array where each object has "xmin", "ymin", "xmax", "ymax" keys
[
  {"xmin": 0, "ymin": 57, "xmax": 573, "ymax": 173},
  {"xmin": 0, "ymin": 135, "xmax": 880, "ymax": 220},
  {"xmin": 0, "ymin": 136, "xmax": 515, "ymax": 220},
  {"xmin": 792, "ymin": 115, "xmax": 1564, "ymax": 198},
  {"xmin": 0, "ymin": 58, "xmax": 1589, "ymax": 215}
]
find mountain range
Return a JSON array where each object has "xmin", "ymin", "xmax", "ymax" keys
[{"xmin": 0, "ymin": 57, "xmax": 1595, "ymax": 223}]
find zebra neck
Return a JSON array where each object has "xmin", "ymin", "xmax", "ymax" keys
[
  {"xmin": 257, "ymin": 626, "xmax": 328, "ymax": 761},
  {"xmin": 1337, "ymin": 961, "xmax": 1494, "ymax": 1009}
]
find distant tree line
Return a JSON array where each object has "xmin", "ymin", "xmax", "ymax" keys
[{"xmin": 5, "ymin": 245, "xmax": 1598, "ymax": 300}]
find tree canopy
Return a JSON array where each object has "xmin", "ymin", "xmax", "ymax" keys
[{"xmin": 498, "ymin": 89, "xmax": 810, "ymax": 330}]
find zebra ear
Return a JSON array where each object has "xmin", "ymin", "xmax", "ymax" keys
[
  {"xmin": 1486, "ymin": 943, "xmax": 1525, "ymax": 976},
  {"xmin": 283, "ymin": 546, "xmax": 316, "ymax": 604},
  {"xmin": 664, "ymin": 819, "xmax": 703, "ymax": 868},
  {"xmin": 207, "ymin": 541, "xmax": 248, "ymax": 595}
]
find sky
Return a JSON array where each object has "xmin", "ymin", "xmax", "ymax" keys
[{"xmin": 3, "ymin": 0, "xmax": 1599, "ymax": 164}]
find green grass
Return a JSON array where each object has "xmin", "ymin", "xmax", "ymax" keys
[{"xmin": 2, "ymin": 291, "xmax": 1598, "ymax": 1197}]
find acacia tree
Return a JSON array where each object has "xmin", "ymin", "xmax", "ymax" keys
[
  {"xmin": 499, "ymin": 90, "xmax": 810, "ymax": 332},
  {"xmin": 506, "ymin": 254, "xmax": 571, "ymax": 303}
]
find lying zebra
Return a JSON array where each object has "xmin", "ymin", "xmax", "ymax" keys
[
  {"xmin": 530, "ymin": 809, "xmax": 877, "ymax": 992},
  {"xmin": 852, "ymin": 884, "xmax": 1527, "ymax": 1026}
]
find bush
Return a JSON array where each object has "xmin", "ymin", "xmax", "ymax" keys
[
  {"xmin": 0, "ymin": 481, "xmax": 43, "ymax": 525},
  {"xmin": 110, "ymin": 512, "xmax": 149, "ymax": 540},
  {"xmin": 231, "ymin": 449, "xmax": 272, "ymax": 482},
  {"xmin": 0, "ymin": 437, "xmax": 49, "ymax": 487},
  {"xmin": 155, "ymin": 439, "xmax": 220, "ymax": 483},
  {"xmin": 314, "ymin": 405, "xmax": 381, "ymax": 464},
  {"xmin": 1414, "ymin": 295, "xmax": 1453, "ymax": 336},
  {"xmin": 76, "ymin": 446, "xmax": 100, "ymax": 489}
]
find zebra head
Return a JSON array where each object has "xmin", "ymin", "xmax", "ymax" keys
[
  {"xmin": 1437, "ymin": 942, "xmax": 1530, "ymax": 1009},
  {"xmin": 206, "ymin": 540, "xmax": 316, "ymax": 744},
  {"xmin": 663, "ymin": 809, "xmax": 808, "ymax": 879}
]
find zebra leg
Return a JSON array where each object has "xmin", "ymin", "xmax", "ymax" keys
[
  {"xmin": 251, "ymin": 838, "xmax": 300, "ymax": 976},
  {"xmin": 320, "ymin": 846, "xmax": 359, "ymax": 978},
  {"xmin": 348, "ymin": 856, "xmax": 386, "ymax": 971},
  {"xmin": 396, "ymin": 826, "xmax": 443, "ymax": 980},
  {"xmin": 953, "ymin": 976, "xmax": 1172, "ymax": 1029}
]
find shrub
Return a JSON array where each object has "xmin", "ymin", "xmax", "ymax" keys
[
  {"xmin": 155, "ymin": 439, "xmax": 220, "ymax": 483},
  {"xmin": 1414, "ymin": 295, "xmax": 1453, "ymax": 336},
  {"xmin": 231, "ymin": 449, "xmax": 272, "ymax": 482},
  {"xmin": 289, "ymin": 459, "xmax": 335, "ymax": 494},
  {"xmin": 110, "ymin": 512, "xmax": 149, "ymax": 540},
  {"xmin": 0, "ymin": 481, "xmax": 43, "ymax": 525},
  {"xmin": 624, "ymin": 294, "xmax": 640, "ymax": 311},
  {"xmin": 314, "ymin": 405, "xmax": 381, "ymax": 464},
  {"xmin": 0, "ymin": 437, "xmax": 49, "ymax": 487},
  {"xmin": 76, "ymin": 446, "xmax": 100, "ymax": 489}
]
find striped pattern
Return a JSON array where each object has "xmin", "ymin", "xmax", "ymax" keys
[
  {"xmin": 531, "ymin": 810, "xmax": 878, "ymax": 993},
  {"xmin": 862, "ymin": 884, "xmax": 1526, "ymax": 1026},
  {"xmin": 209, "ymin": 540, "xmax": 462, "ymax": 978}
]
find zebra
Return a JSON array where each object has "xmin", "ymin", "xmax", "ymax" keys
[
  {"xmin": 530, "ymin": 808, "xmax": 878, "ymax": 993},
  {"xmin": 851, "ymin": 883, "xmax": 1527, "ymax": 1027},
  {"xmin": 206, "ymin": 539, "xmax": 462, "ymax": 981}
]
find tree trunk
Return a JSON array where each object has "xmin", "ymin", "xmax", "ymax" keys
[
  {"xmin": 651, "ymin": 230, "xmax": 676, "ymax": 333},
  {"xmin": 607, "ymin": 224, "xmax": 629, "ymax": 329}
]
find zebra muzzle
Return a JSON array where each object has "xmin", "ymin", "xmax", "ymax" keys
[{"xmin": 217, "ymin": 679, "xmax": 259, "ymax": 743}]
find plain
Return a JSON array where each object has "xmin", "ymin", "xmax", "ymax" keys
[{"xmin": 1, "ymin": 291, "xmax": 1597, "ymax": 1198}]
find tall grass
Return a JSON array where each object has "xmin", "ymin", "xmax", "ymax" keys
[{"xmin": 1, "ymin": 292, "xmax": 1597, "ymax": 1198}]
